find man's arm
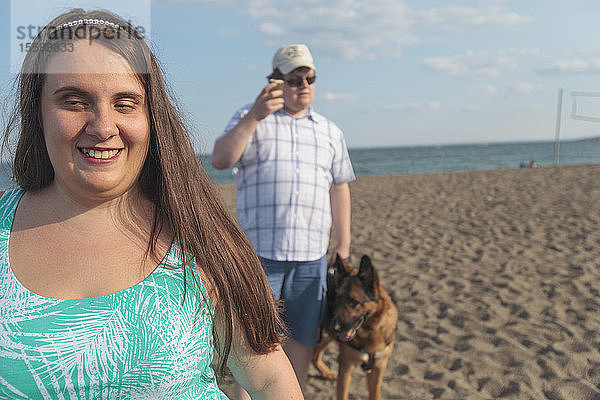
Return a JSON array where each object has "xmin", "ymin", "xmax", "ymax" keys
[
  {"xmin": 211, "ymin": 83, "xmax": 284, "ymax": 169},
  {"xmin": 329, "ymin": 182, "xmax": 351, "ymax": 264}
]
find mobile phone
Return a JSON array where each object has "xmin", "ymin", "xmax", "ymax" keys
[{"xmin": 269, "ymin": 79, "xmax": 284, "ymax": 90}]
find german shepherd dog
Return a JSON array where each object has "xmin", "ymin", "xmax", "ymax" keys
[{"xmin": 313, "ymin": 255, "xmax": 398, "ymax": 400}]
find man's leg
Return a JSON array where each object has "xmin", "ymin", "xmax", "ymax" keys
[{"xmin": 281, "ymin": 256, "xmax": 328, "ymax": 392}]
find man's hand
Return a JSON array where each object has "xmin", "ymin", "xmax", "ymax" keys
[
  {"xmin": 212, "ymin": 82, "xmax": 285, "ymax": 169},
  {"xmin": 329, "ymin": 247, "xmax": 350, "ymax": 266},
  {"xmin": 248, "ymin": 82, "xmax": 285, "ymax": 121}
]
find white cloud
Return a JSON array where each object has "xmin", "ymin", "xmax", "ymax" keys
[
  {"xmin": 321, "ymin": 92, "xmax": 358, "ymax": 102},
  {"xmin": 385, "ymin": 103, "xmax": 420, "ymax": 112},
  {"xmin": 187, "ymin": 0, "xmax": 533, "ymax": 61},
  {"xmin": 503, "ymin": 47, "xmax": 541, "ymax": 56},
  {"xmin": 538, "ymin": 59, "xmax": 600, "ymax": 74},
  {"xmin": 509, "ymin": 82, "xmax": 545, "ymax": 95},
  {"xmin": 423, "ymin": 50, "xmax": 518, "ymax": 78},
  {"xmin": 385, "ymin": 102, "xmax": 441, "ymax": 112},
  {"xmin": 416, "ymin": 5, "xmax": 533, "ymax": 32},
  {"xmin": 483, "ymin": 85, "xmax": 498, "ymax": 95},
  {"xmin": 259, "ymin": 22, "xmax": 285, "ymax": 36}
]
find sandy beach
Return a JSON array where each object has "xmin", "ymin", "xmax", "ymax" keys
[{"xmin": 215, "ymin": 163, "xmax": 600, "ymax": 399}]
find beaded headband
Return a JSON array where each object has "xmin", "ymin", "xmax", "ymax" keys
[
  {"xmin": 54, "ymin": 18, "xmax": 121, "ymax": 31},
  {"xmin": 40, "ymin": 17, "xmax": 149, "ymax": 74}
]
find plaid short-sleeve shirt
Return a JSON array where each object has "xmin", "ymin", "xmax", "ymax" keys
[{"xmin": 220, "ymin": 106, "xmax": 355, "ymax": 261}]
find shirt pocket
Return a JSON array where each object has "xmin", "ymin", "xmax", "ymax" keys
[{"xmin": 312, "ymin": 135, "xmax": 335, "ymax": 175}]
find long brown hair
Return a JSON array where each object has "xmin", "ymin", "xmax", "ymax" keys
[{"xmin": 2, "ymin": 8, "xmax": 284, "ymax": 374}]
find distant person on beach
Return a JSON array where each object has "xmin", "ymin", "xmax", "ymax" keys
[
  {"xmin": 520, "ymin": 160, "xmax": 538, "ymax": 168},
  {"xmin": 212, "ymin": 44, "xmax": 355, "ymax": 397},
  {"xmin": 0, "ymin": 9, "xmax": 302, "ymax": 398}
]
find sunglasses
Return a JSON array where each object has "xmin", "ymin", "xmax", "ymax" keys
[{"xmin": 285, "ymin": 75, "xmax": 316, "ymax": 87}]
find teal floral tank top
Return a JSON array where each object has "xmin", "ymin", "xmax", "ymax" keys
[{"xmin": 0, "ymin": 189, "xmax": 228, "ymax": 399}]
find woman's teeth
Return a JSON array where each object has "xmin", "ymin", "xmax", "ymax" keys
[{"xmin": 82, "ymin": 148, "xmax": 120, "ymax": 159}]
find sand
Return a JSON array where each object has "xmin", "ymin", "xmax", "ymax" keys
[{"xmin": 215, "ymin": 163, "xmax": 600, "ymax": 399}]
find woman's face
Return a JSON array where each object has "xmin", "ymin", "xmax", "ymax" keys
[{"xmin": 41, "ymin": 39, "xmax": 150, "ymax": 202}]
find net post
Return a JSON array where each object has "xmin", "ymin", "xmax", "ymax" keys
[{"xmin": 554, "ymin": 88, "xmax": 563, "ymax": 166}]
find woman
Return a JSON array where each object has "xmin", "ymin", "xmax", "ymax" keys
[{"xmin": 0, "ymin": 8, "xmax": 302, "ymax": 399}]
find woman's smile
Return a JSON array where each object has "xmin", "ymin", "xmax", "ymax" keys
[{"xmin": 79, "ymin": 147, "xmax": 122, "ymax": 160}]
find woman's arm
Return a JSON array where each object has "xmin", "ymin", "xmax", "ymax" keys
[{"xmin": 227, "ymin": 342, "xmax": 303, "ymax": 399}]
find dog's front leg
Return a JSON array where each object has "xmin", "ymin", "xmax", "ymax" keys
[
  {"xmin": 366, "ymin": 365, "xmax": 385, "ymax": 400},
  {"xmin": 336, "ymin": 353, "xmax": 358, "ymax": 400},
  {"xmin": 312, "ymin": 333, "xmax": 337, "ymax": 380},
  {"xmin": 366, "ymin": 343, "xmax": 393, "ymax": 400}
]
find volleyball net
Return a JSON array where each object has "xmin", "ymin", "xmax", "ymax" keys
[
  {"xmin": 553, "ymin": 89, "xmax": 600, "ymax": 165},
  {"xmin": 571, "ymin": 91, "xmax": 600, "ymax": 123}
]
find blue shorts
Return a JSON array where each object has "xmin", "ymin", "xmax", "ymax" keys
[{"xmin": 259, "ymin": 256, "xmax": 327, "ymax": 346}]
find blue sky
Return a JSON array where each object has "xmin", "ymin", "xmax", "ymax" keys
[{"xmin": 1, "ymin": 0, "xmax": 600, "ymax": 150}]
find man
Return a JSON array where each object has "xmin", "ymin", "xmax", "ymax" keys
[{"xmin": 212, "ymin": 44, "xmax": 354, "ymax": 396}]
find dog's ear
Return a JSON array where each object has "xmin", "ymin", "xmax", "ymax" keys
[
  {"xmin": 358, "ymin": 255, "xmax": 380, "ymax": 300},
  {"xmin": 333, "ymin": 254, "xmax": 350, "ymax": 283}
]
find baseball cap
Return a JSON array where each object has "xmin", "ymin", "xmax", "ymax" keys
[{"xmin": 272, "ymin": 44, "xmax": 316, "ymax": 75}]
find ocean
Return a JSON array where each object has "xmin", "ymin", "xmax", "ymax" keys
[
  {"xmin": 201, "ymin": 139, "xmax": 600, "ymax": 184},
  {"xmin": 1, "ymin": 139, "xmax": 599, "ymax": 189}
]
